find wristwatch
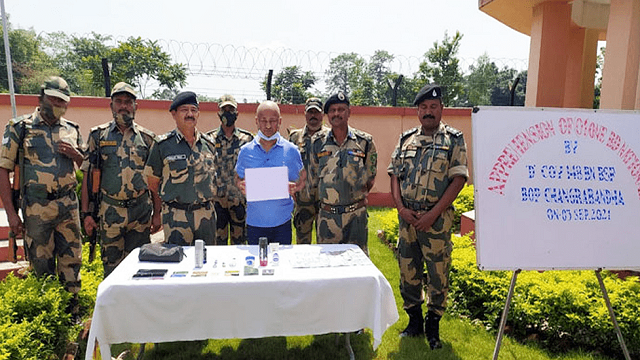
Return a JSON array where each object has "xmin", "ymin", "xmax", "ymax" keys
[{"xmin": 82, "ymin": 212, "xmax": 92, "ymax": 219}]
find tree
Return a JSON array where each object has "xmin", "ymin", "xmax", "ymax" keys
[
  {"xmin": 367, "ymin": 50, "xmax": 395, "ymax": 106},
  {"xmin": 490, "ymin": 69, "xmax": 526, "ymax": 106},
  {"xmin": 464, "ymin": 53, "xmax": 498, "ymax": 106},
  {"xmin": 416, "ymin": 31, "xmax": 465, "ymax": 107},
  {"xmin": 325, "ymin": 53, "xmax": 367, "ymax": 96},
  {"xmin": 261, "ymin": 65, "xmax": 317, "ymax": 104},
  {"xmin": 41, "ymin": 32, "xmax": 112, "ymax": 96},
  {"xmin": 0, "ymin": 22, "xmax": 56, "ymax": 94},
  {"xmin": 593, "ymin": 46, "xmax": 605, "ymax": 109}
]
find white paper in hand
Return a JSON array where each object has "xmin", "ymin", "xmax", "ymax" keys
[{"xmin": 245, "ymin": 166, "xmax": 289, "ymax": 202}]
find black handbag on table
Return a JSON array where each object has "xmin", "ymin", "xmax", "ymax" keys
[{"xmin": 138, "ymin": 243, "xmax": 185, "ymax": 262}]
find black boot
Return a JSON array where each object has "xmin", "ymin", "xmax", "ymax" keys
[
  {"xmin": 425, "ymin": 311, "xmax": 442, "ymax": 349},
  {"xmin": 399, "ymin": 306, "xmax": 424, "ymax": 337}
]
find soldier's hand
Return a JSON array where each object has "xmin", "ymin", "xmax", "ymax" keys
[
  {"xmin": 57, "ymin": 141, "xmax": 83, "ymax": 165},
  {"xmin": 7, "ymin": 212, "xmax": 23, "ymax": 236},
  {"xmin": 150, "ymin": 212, "xmax": 162, "ymax": 234},
  {"xmin": 83, "ymin": 216, "xmax": 97, "ymax": 236},
  {"xmin": 237, "ymin": 179, "xmax": 246, "ymax": 195},
  {"xmin": 414, "ymin": 210, "xmax": 438, "ymax": 232},
  {"xmin": 398, "ymin": 207, "xmax": 420, "ymax": 225}
]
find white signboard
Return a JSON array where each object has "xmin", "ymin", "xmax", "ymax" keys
[{"xmin": 473, "ymin": 107, "xmax": 640, "ymax": 271}]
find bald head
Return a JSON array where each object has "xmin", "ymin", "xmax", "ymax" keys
[
  {"xmin": 255, "ymin": 100, "xmax": 282, "ymax": 139},
  {"xmin": 256, "ymin": 100, "xmax": 281, "ymax": 117}
]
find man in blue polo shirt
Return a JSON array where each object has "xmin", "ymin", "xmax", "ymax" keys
[{"xmin": 235, "ymin": 100, "xmax": 304, "ymax": 245}]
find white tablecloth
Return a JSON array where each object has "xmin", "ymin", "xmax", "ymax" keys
[{"xmin": 85, "ymin": 244, "xmax": 398, "ymax": 360}]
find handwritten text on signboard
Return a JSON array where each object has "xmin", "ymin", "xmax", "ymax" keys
[{"xmin": 487, "ymin": 117, "xmax": 640, "ymax": 202}]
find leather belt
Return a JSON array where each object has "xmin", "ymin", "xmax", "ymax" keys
[
  {"xmin": 166, "ymin": 201, "xmax": 211, "ymax": 211},
  {"xmin": 320, "ymin": 199, "xmax": 366, "ymax": 214},
  {"xmin": 102, "ymin": 191, "xmax": 149, "ymax": 208},
  {"xmin": 402, "ymin": 200, "xmax": 435, "ymax": 211}
]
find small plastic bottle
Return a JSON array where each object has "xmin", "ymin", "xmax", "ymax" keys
[{"xmin": 259, "ymin": 237, "xmax": 268, "ymax": 267}]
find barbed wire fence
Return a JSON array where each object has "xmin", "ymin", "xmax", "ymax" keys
[
  {"xmin": 23, "ymin": 34, "xmax": 528, "ymax": 102},
  {"xmin": 154, "ymin": 39, "xmax": 529, "ymax": 102}
]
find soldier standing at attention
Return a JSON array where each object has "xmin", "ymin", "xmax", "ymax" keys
[
  {"xmin": 288, "ymin": 97, "xmax": 329, "ymax": 244},
  {"xmin": 309, "ymin": 91, "xmax": 377, "ymax": 254},
  {"xmin": 388, "ymin": 84, "xmax": 468, "ymax": 349},
  {"xmin": 145, "ymin": 91, "xmax": 218, "ymax": 245},
  {"xmin": 81, "ymin": 82, "xmax": 158, "ymax": 277},
  {"xmin": 0, "ymin": 76, "xmax": 84, "ymax": 316},
  {"xmin": 206, "ymin": 95, "xmax": 253, "ymax": 245}
]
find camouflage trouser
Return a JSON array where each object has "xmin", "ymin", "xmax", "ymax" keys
[
  {"xmin": 214, "ymin": 197, "xmax": 247, "ymax": 245},
  {"xmin": 23, "ymin": 193, "xmax": 82, "ymax": 295},
  {"xmin": 293, "ymin": 195, "xmax": 318, "ymax": 244},
  {"xmin": 99, "ymin": 196, "xmax": 152, "ymax": 277},
  {"xmin": 316, "ymin": 206, "xmax": 368, "ymax": 255},
  {"xmin": 397, "ymin": 208, "xmax": 454, "ymax": 317},
  {"xmin": 162, "ymin": 202, "xmax": 216, "ymax": 246}
]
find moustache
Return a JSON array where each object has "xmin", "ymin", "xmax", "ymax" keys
[{"xmin": 422, "ymin": 114, "xmax": 436, "ymax": 120}]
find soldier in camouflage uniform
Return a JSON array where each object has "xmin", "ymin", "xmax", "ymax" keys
[
  {"xmin": 0, "ymin": 76, "xmax": 84, "ymax": 315},
  {"xmin": 309, "ymin": 92, "xmax": 377, "ymax": 254},
  {"xmin": 81, "ymin": 82, "xmax": 158, "ymax": 277},
  {"xmin": 145, "ymin": 91, "xmax": 218, "ymax": 245},
  {"xmin": 289, "ymin": 97, "xmax": 329, "ymax": 244},
  {"xmin": 206, "ymin": 95, "xmax": 253, "ymax": 245},
  {"xmin": 387, "ymin": 84, "xmax": 468, "ymax": 349}
]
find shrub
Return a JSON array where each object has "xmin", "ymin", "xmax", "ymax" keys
[
  {"xmin": 0, "ymin": 274, "xmax": 73, "ymax": 360},
  {"xmin": 378, "ymin": 208, "xmax": 399, "ymax": 247},
  {"xmin": 449, "ymin": 234, "xmax": 640, "ymax": 359},
  {"xmin": 0, "ymin": 242, "xmax": 103, "ymax": 360},
  {"xmin": 452, "ymin": 183, "xmax": 474, "ymax": 233}
]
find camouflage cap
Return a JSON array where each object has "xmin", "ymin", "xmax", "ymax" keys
[
  {"xmin": 41, "ymin": 76, "xmax": 70, "ymax": 102},
  {"xmin": 305, "ymin": 97, "xmax": 323, "ymax": 112},
  {"xmin": 219, "ymin": 94, "xmax": 237, "ymax": 109},
  {"xmin": 111, "ymin": 82, "xmax": 137, "ymax": 99}
]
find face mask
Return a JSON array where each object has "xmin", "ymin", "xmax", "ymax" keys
[
  {"xmin": 115, "ymin": 113, "xmax": 134, "ymax": 127},
  {"xmin": 220, "ymin": 111, "xmax": 237, "ymax": 127},
  {"xmin": 41, "ymin": 102, "xmax": 66, "ymax": 121},
  {"xmin": 257, "ymin": 130, "xmax": 280, "ymax": 141}
]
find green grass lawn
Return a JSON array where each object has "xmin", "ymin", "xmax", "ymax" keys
[{"xmin": 98, "ymin": 208, "xmax": 613, "ymax": 360}]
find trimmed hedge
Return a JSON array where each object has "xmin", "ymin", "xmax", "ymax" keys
[
  {"xmin": 0, "ymin": 242, "xmax": 103, "ymax": 360},
  {"xmin": 449, "ymin": 234, "xmax": 640, "ymax": 359}
]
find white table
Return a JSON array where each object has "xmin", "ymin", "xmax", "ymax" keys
[{"xmin": 85, "ymin": 244, "xmax": 399, "ymax": 360}]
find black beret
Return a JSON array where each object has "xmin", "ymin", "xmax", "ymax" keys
[
  {"xmin": 413, "ymin": 84, "xmax": 442, "ymax": 106},
  {"xmin": 170, "ymin": 91, "xmax": 199, "ymax": 112},
  {"xmin": 323, "ymin": 91, "xmax": 350, "ymax": 114}
]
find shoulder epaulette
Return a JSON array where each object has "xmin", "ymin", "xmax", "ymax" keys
[
  {"xmin": 89, "ymin": 122, "xmax": 110, "ymax": 134},
  {"xmin": 352, "ymin": 128, "xmax": 374, "ymax": 142},
  {"xmin": 157, "ymin": 130, "xmax": 175, "ymax": 143},
  {"xmin": 7, "ymin": 114, "xmax": 31, "ymax": 126},
  {"xmin": 445, "ymin": 125, "xmax": 463, "ymax": 137},
  {"xmin": 310, "ymin": 130, "xmax": 328, "ymax": 143},
  {"xmin": 65, "ymin": 119, "xmax": 81, "ymax": 129},
  {"xmin": 201, "ymin": 132, "xmax": 216, "ymax": 146},
  {"xmin": 237, "ymin": 128, "xmax": 254, "ymax": 137},
  {"xmin": 401, "ymin": 127, "xmax": 419, "ymax": 139},
  {"xmin": 137, "ymin": 126, "xmax": 157, "ymax": 140}
]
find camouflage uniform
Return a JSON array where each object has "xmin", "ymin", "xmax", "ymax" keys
[
  {"xmin": 310, "ymin": 126, "xmax": 377, "ymax": 254},
  {"xmin": 289, "ymin": 125, "xmax": 329, "ymax": 244},
  {"xmin": 0, "ymin": 109, "xmax": 83, "ymax": 294},
  {"xmin": 82, "ymin": 121, "xmax": 156, "ymax": 276},
  {"xmin": 387, "ymin": 123, "xmax": 468, "ymax": 316},
  {"xmin": 144, "ymin": 128, "xmax": 217, "ymax": 245},
  {"xmin": 206, "ymin": 126, "xmax": 253, "ymax": 245}
]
